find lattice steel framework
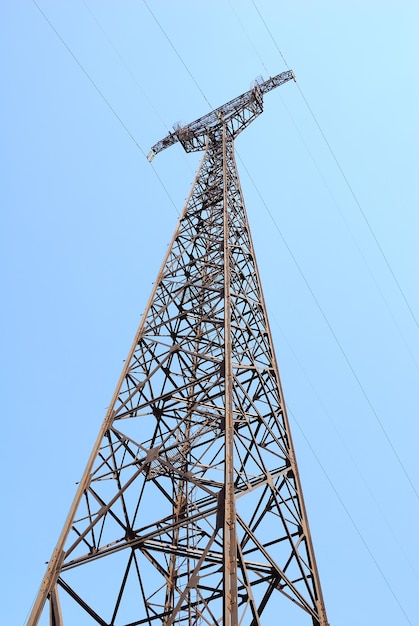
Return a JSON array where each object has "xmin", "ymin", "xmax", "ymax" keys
[{"xmin": 28, "ymin": 71, "xmax": 329, "ymax": 626}]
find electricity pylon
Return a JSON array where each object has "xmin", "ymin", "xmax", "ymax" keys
[{"xmin": 28, "ymin": 70, "xmax": 329, "ymax": 626}]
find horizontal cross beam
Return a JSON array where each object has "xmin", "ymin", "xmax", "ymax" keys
[{"xmin": 147, "ymin": 70, "xmax": 295, "ymax": 161}]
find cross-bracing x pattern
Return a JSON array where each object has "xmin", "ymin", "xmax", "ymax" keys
[{"xmin": 50, "ymin": 134, "xmax": 325, "ymax": 626}]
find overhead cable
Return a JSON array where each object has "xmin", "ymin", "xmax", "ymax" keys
[
  {"xmin": 31, "ymin": 0, "xmax": 178, "ymax": 214},
  {"xmin": 251, "ymin": 0, "xmax": 418, "ymax": 330}
]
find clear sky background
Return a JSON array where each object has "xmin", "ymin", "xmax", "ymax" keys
[{"xmin": 1, "ymin": 1, "xmax": 418, "ymax": 625}]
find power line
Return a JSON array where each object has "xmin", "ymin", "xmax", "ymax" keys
[
  {"xmin": 142, "ymin": 0, "xmax": 213, "ymax": 111},
  {"xmin": 251, "ymin": 0, "xmax": 419, "ymax": 330},
  {"xmin": 32, "ymin": 0, "xmax": 142, "ymax": 153},
  {"xmin": 288, "ymin": 404, "xmax": 414, "ymax": 625},
  {"xmin": 269, "ymin": 309, "xmax": 418, "ymax": 578},
  {"xmin": 237, "ymin": 153, "xmax": 418, "ymax": 499},
  {"xmin": 250, "ymin": 0, "xmax": 290, "ymax": 70},
  {"xmin": 276, "ymin": 94, "xmax": 419, "ymax": 372},
  {"xmin": 230, "ymin": 1, "xmax": 418, "ymax": 370},
  {"xmin": 296, "ymin": 82, "xmax": 419, "ymax": 330},
  {"xmin": 81, "ymin": 0, "xmax": 198, "ymax": 192},
  {"xmin": 31, "ymin": 0, "xmax": 178, "ymax": 215},
  {"xmin": 227, "ymin": 0, "xmax": 270, "ymax": 76},
  {"xmin": 81, "ymin": 0, "xmax": 169, "ymax": 132}
]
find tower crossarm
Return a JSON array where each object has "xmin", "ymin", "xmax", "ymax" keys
[{"xmin": 147, "ymin": 69, "xmax": 295, "ymax": 161}]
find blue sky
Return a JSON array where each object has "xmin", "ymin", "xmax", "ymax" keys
[{"xmin": 1, "ymin": 1, "xmax": 418, "ymax": 624}]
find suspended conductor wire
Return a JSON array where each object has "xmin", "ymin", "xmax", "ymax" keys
[
  {"xmin": 227, "ymin": 0, "xmax": 270, "ymax": 76},
  {"xmin": 142, "ymin": 0, "xmax": 213, "ymax": 111},
  {"xmin": 278, "ymin": 96, "xmax": 419, "ymax": 372},
  {"xmin": 31, "ymin": 0, "xmax": 178, "ymax": 214},
  {"xmin": 287, "ymin": 404, "xmax": 414, "ymax": 625},
  {"xmin": 269, "ymin": 309, "xmax": 418, "ymax": 577},
  {"xmin": 31, "ymin": 0, "xmax": 141, "ymax": 150},
  {"xmin": 250, "ymin": 0, "xmax": 290, "ymax": 70},
  {"xmin": 295, "ymin": 83, "xmax": 419, "ymax": 330},
  {"xmin": 81, "ymin": 0, "xmax": 169, "ymax": 132},
  {"xmin": 228, "ymin": 5, "xmax": 418, "ymax": 370},
  {"xmin": 237, "ymin": 153, "xmax": 418, "ymax": 500},
  {"xmin": 81, "ymin": 0, "xmax": 196, "ymax": 184},
  {"xmin": 251, "ymin": 0, "xmax": 418, "ymax": 330}
]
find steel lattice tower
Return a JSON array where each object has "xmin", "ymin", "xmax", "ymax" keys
[{"xmin": 28, "ymin": 70, "xmax": 329, "ymax": 626}]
